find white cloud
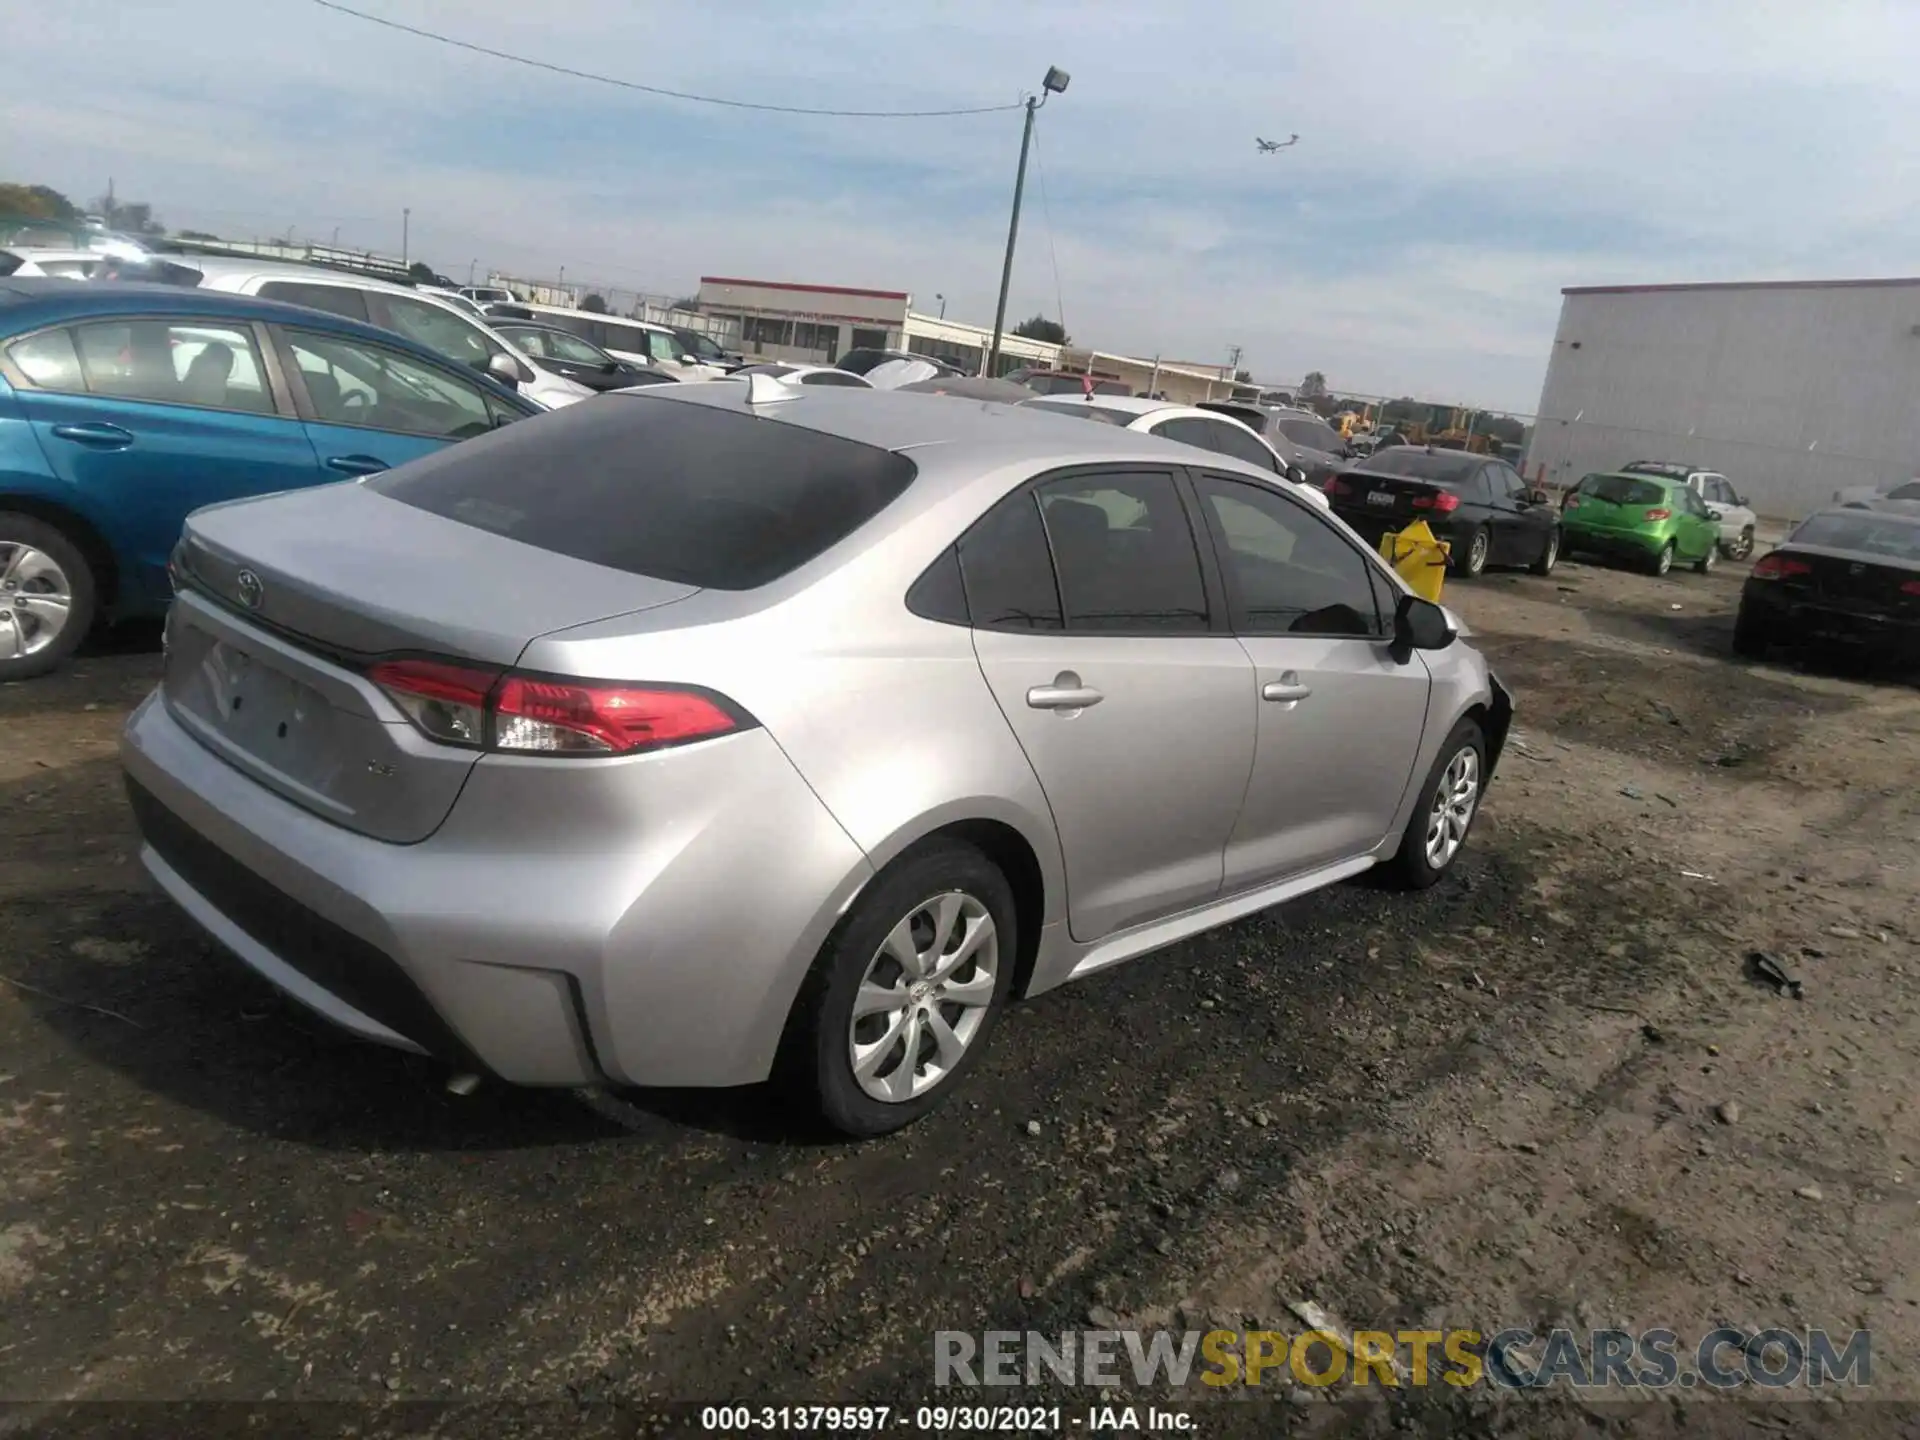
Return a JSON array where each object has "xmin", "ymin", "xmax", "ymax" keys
[{"xmin": 12, "ymin": 0, "xmax": 1920, "ymax": 410}]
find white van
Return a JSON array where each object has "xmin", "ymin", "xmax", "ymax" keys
[
  {"xmin": 505, "ymin": 303, "xmax": 731, "ymax": 380},
  {"xmin": 181, "ymin": 259, "xmax": 591, "ymax": 409}
]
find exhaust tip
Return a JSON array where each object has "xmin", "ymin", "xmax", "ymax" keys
[{"xmin": 445, "ymin": 1072, "xmax": 481, "ymax": 1097}]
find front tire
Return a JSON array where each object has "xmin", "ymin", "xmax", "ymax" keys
[
  {"xmin": 1723, "ymin": 526, "xmax": 1755, "ymax": 561},
  {"xmin": 1386, "ymin": 717, "xmax": 1487, "ymax": 890},
  {"xmin": 1650, "ymin": 541, "xmax": 1675, "ymax": 577},
  {"xmin": 781, "ymin": 840, "xmax": 1017, "ymax": 1138},
  {"xmin": 0, "ymin": 514, "xmax": 95, "ymax": 682},
  {"xmin": 1530, "ymin": 529, "xmax": 1560, "ymax": 576}
]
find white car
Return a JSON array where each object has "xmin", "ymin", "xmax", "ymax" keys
[
  {"xmin": 499, "ymin": 305, "xmax": 733, "ymax": 381},
  {"xmin": 734, "ymin": 363, "xmax": 874, "ymax": 388},
  {"xmin": 459, "ymin": 285, "xmax": 518, "ymax": 307},
  {"xmin": 181, "ymin": 259, "xmax": 592, "ymax": 409},
  {"xmin": 417, "ymin": 285, "xmax": 487, "ymax": 319},
  {"xmin": 1618, "ymin": 461, "xmax": 1758, "ymax": 559},
  {"xmin": 1018, "ymin": 393, "xmax": 1332, "ymax": 510}
]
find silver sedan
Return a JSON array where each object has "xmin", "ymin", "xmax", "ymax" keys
[{"xmin": 123, "ymin": 381, "xmax": 1512, "ymax": 1136}]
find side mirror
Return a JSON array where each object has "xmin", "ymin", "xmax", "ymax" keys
[
  {"xmin": 486, "ymin": 352, "xmax": 530, "ymax": 386},
  {"xmin": 1286, "ymin": 464, "xmax": 1310, "ymax": 485},
  {"xmin": 1390, "ymin": 592, "xmax": 1455, "ymax": 663}
]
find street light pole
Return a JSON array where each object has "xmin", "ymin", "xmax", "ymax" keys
[
  {"xmin": 468, "ymin": 258, "xmax": 477, "ymax": 285},
  {"xmin": 987, "ymin": 66, "xmax": 1069, "ymax": 379},
  {"xmin": 936, "ymin": 293, "xmax": 946, "ymax": 319},
  {"xmin": 402, "ymin": 207, "xmax": 410, "ymax": 268}
]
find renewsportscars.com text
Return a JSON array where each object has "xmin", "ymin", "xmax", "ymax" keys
[{"xmin": 933, "ymin": 1327, "xmax": 1871, "ymax": 1390}]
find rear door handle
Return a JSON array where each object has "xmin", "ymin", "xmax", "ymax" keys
[
  {"xmin": 1026, "ymin": 672, "xmax": 1103, "ymax": 711},
  {"xmin": 50, "ymin": 422, "xmax": 134, "ymax": 449},
  {"xmin": 325, "ymin": 455, "xmax": 389, "ymax": 476},
  {"xmin": 1262, "ymin": 671, "xmax": 1313, "ymax": 704}
]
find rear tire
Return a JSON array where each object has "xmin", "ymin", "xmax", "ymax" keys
[
  {"xmin": 1452, "ymin": 526, "xmax": 1490, "ymax": 579},
  {"xmin": 1386, "ymin": 716, "xmax": 1487, "ymax": 890},
  {"xmin": 1650, "ymin": 541, "xmax": 1675, "ymax": 577},
  {"xmin": 1731, "ymin": 605, "xmax": 1770, "ymax": 659},
  {"xmin": 780, "ymin": 839, "xmax": 1017, "ymax": 1138},
  {"xmin": 1693, "ymin": 541, "xmax": 1717, "ymax": 575},
  {"xmin": 0, "ymin": 514, "xmax": 95, "ymax": 682},
  {"xmin": 1530, "ymin": 529, "xmax": 1560, "ymax": 576}
]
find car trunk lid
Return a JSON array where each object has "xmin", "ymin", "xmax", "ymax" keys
[
  {"xmin": 1771, "ymin": 545, "xmax": 1920, "ymax": 613},
  {"xmin": 1331, "ymin": 473, "xmax": 1456, "ymax": 525},
  {"xmin": 164, "ymin": 482, "xmax": 700, "ymax": 842}
]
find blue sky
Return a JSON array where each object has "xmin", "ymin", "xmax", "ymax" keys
[{"xmin": 13, "ymin": 0, "xmax": 1920, "ymax": 411}]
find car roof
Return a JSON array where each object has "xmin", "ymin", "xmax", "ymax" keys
[
  {"xmin": 180, "ymin": 255, "xmax": 421, "ymax": 295},
  {"xmin": 1022, "ymin": 393, "xmax": 1182, "ymax": 418},
  {"xmin": 0, "ymin": 278, "xmax": 531, "ymax": 401},
  {"xmin": 631, "ymin": 380, "xmax": 1288, "ymax": 484},
  {"xmin": 1800, "ymin": 505, "xmax": 1920, "ymax": 529}
]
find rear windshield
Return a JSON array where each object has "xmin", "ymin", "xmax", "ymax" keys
[
  {"xmin": 1024, "ymin": 400, "xmax": 1132, "ymax": 426},
  {"xmin": 1579, "ymin": 474, "xmax": 1667, "ymax": 506},
  {"xmin": 1620, "ymin": 461, "xmax": 1691, "ymax": 479},
  {"xmin": 1791, "ymin": 513, "xmax": 1920, "ymax": 560},
  {"xmin": 367, "ymin": 395, "xmax": 918, "ymax": 590},
  {"xmin": 1361, "ymin": 449, "xmax": 1481, "ymax": 484}
]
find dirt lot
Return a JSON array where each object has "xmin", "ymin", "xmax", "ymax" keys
[{"xmin": 1, "ymin": 549, "xmax": 1916, "ymax": 1437}]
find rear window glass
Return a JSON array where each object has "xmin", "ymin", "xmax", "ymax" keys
[
  {"xmin": 367, "ymin": 395, "xmax": 918, "ymax": 590},
  {"xmin": 1275, "ymin": 417, "xmax": 1343, "ymax": 451},
  {"xmin": 1024, "ymin": 400, "xmax": 1132, "ymax": 426},
  {"xmin": 1620, "ymin": 461, "xmax": 1692, "ymax": 479},
  {"xmin": 1579, "ymin": 474, "xmax": 1668, "ymax": 506},
  {"xmin": 1791, "ymin": 513, "xmax": 1920, "ymax": 560},
  {"xmin": 1361, "ymin": 449, "xmax": 1482, "ymax": 484}
]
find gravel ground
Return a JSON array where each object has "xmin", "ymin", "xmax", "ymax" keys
[{"xmin": 1, "ymin": 548, "xmax": 1916, "ymax": 1438}]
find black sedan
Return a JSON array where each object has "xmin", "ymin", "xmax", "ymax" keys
[
  {"xmin": 489, "ymin": 321, "xmax": 676, "ymax": 391},
  {"xmin": 1323, "ymin": 447, "xmax": 1561, "ymax": 578},
  {"xmin": 1735, "ymin": 507, "xmax": 1920, "ymax": 665}
]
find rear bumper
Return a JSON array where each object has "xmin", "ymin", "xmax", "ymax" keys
[
  {"xmin": 1332, "ymin": 508, "xmax": 1465, "ymax": 551},
  {"xmin": 1562, "ymin": 524, "xmax": 1664, "ymax": 561},
  {"xmin": 121, "ymin": 689, "xmax": 873, "ymax": 1088},
  {"xmin": 1740, "ymin": 586, "xmax": 1920, "ymax": 657}
]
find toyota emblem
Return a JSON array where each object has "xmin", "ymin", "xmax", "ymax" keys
[{"xmin": 235, "ymin": 569, "xmax": 265, "ymax": 610}]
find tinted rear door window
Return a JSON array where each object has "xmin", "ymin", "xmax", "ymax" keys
[
  {"xmin": 958, "ymin": 491, "xmax": 1063, "ymax": 630},
  {"xmin": 368, "ymin": 396, "xmax": 917, "ymax": 590},
  {"xmin": 1036, "ymin": 471, "xmax": 1209, "ymax": 632}
]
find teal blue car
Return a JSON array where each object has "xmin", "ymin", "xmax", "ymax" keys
[{"xmin": 0, "ymin": 277, "xmax": 539, "ymax": 678}]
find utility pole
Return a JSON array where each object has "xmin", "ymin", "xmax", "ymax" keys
[
  {"xmin": 402, "ymin": 207, "xmax": 410, "ymax": 267},
  {"xmin": 468, "ymin": 258, "xmax": 477, "ymax": 285},
  {"xmin": 987, "ymin": 66, "xmax": 1070, "ymax": 379},
  {"xmin": 936, "ymin": 293, "xmax": 947, "ymax": 319}
]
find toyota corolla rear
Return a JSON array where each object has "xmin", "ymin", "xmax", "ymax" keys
[{"xmin": 121, "ymin": 394, "xmax": 917, "ymax": 1089}]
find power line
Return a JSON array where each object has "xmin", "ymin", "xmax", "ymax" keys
[
  {"xmin": 1030, "ymin": 116, "xmax": 1068, "ymax": 343},
  {"xmin": 310, "ymin": 0, "xmax": 1027, "ymax": 118}
]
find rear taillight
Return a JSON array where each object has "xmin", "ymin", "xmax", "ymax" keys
[
  {"xmin": 1411, "ymin": 492, "xmax": 1462, "ymax": 512},
  {"xmin": 369, "ymin": 658, "xmax": 498, "ymax": 747},
  {"xmin": 1643, "ymin": 508, "xmax": 1672, "ymax": 521},
  {"xmin": 370, "ymin": 658, "xmax": 747, "ymax": 756},
  {"xmin": 1324, "ymin": 477, "xmax": 1349, "ymax": 497},
  {"xmin": 493, "ymin": 676, "xmax": 741, "ymax": 755},
  {"xmin": 1901, "ymin": 579, "xmax": 1920, "ymax": 597},
  {"xmin": 1750, "ymin": 554, "xmax": 1812, "ymax": 581}
]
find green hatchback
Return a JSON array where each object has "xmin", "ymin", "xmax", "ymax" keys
[{"xmin": 1560, "ymin": 472, "xmax": 1721, "ymax": 576}]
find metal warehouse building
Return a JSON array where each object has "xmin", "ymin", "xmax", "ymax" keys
[{"xmin": 1525, "ymin": 277, "xmax": 1920, "ymax": 518}]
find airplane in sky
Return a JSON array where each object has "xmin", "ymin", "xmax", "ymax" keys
[{"xmin": 1256, "ymin": 135, "xmax": 1300, "ymax": 153}]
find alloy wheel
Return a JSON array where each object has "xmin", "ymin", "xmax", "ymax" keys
[
  {"xmin": 1467, "ymin": 529, "xmax": 1489, "ymax": 575},
  {"xmin": 1733, "ymin": 528, "xmax": 1754, "ymax": 560},
  {"xmin": 1654, "ymin": 543, "xmax": 1674, "ymax": 576},
  {"xmin": 0, "ymin": 543, "xmax": 74, "ymax": 661},
  {"xmin": 1423, "ymin": 746, "xmax": 1480, "ymax": 871},
  {"xmin": 848, "ymin": 891, "xmax": 998, "ymax": 1103}
]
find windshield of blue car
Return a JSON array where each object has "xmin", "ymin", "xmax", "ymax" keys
[
  {"xmin": 1361, "ymin": 449, "xmax": 1481, "ymax": 483},
  {"xmin": 1791, "ymin": 512, "xmax": 1920, "ymax": 560}
]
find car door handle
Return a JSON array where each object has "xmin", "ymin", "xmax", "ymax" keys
[
  {"xmin": 1263, "ymin": 672, "xmax": 1313, "ymax": 704},
  {"xmin": 50, "ymin": 422, "xmax": 134, "ymax": 449},
  {"xmin": 325, "ymin": 455, "xmax": 389, "ymax": 476},
  {"xmin": 1026, "ymin": 673, "xmax": 1103, "ymax": 711}
]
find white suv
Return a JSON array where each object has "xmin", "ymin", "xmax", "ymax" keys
[{"xmin": 181, "ymin": 259, "xmax": 591, "ymax": 409}]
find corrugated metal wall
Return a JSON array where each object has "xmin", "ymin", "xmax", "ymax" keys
[{"xmin": 1523, "ymin": 283, "xmax": 1920, "ymax": 519}]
